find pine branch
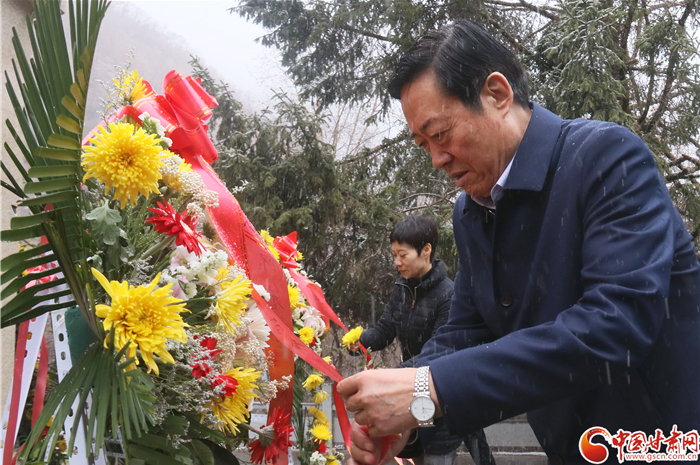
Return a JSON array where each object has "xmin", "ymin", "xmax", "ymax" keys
[{"xmin": 642, "ymin": 2, "xmax": 694, "ymax": 132}]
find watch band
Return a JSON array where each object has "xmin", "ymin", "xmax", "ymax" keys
[
  {"xmin": 413, "ymin": 366, "xmax": 435, "ymax": 426},
  {"xmin": 414, "ymin": 366, "xmax": 431, "ymax": 397}
]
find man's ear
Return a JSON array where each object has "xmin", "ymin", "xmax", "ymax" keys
[{"xmin": 481, "ymin": 72, "xmax": 514, "ymax": 114}]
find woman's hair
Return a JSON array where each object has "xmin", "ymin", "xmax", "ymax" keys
[
  {"xmin": 390, "ymin": 216, "xmax": 439, "ymax": 260},
  {"xmin": 388, "ymin": 20, "xmax": 529, "ymax": 111}
]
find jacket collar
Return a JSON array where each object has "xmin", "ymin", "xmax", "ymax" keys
[
  {"xmin": 396, "ymin": 258, "xmax": 447, "ymax": 289},
  {"xmin": 503, "ymin": 102, "xmax": 563, "ymax": 193}
]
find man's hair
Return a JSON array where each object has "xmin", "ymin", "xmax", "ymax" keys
[
  {"xmin": 388, "ymin": 20, "xmax": 529, "ymax": 111},
  {"xmin": 390, "ymin": 216, "xmax": 439, "ymax": 260}
]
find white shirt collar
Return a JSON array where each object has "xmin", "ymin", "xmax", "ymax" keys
[{"xmin": 471, "ymin": 153, "xmax": 516, "ymax": 210}]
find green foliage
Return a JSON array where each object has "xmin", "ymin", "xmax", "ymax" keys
[
  {"xmin": 20, "ymin": 334, "xmax": 156, "ymax": 463},
  {"xmin": 86, "ymin": 199, "xmax": 122, "ymax": 245},
  {"xmin": 542, "ymin": 0, "xmax": 635, "ymax": 127}
]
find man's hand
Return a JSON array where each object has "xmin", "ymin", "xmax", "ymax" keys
[
  {"xmin": 338, "ymin": 368, "xmax": 426, "ymax": 437},
  {"xmin": 347, "ymin": 420, "xmax": 412, "ymax": 465}
]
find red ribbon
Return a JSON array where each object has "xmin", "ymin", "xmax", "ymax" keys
[
  {"xmin": 273, "ymin": 233, "xmax": 348, "ymax": 332},
  {"xmin": 32, "ymin": 338, "xmax": 49, "ymax": 427},
  {"xmin": 5, "ymin": 321, "xmax": 29, "ymax": 465}
]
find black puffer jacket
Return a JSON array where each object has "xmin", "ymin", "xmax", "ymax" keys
[{"xmin": 360, "ymin": 259, "xmax": 453, "ymax": 363}]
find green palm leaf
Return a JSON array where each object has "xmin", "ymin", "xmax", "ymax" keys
[
  {"xmin": 19, "ymin": 329, "xmax": 156, "ymax": 463},
  {"xmin": 0, "ymin": 0, "xmax": 110, "ymax": 336}
]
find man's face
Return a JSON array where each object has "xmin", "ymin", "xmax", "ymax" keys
[{"xmin": 401, "ymin": 71, "xmax": 513, "ymax": 198}]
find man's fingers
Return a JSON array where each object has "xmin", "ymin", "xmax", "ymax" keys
[
  {"xmin": 350, "ymin": 423, "xmax": 381, "ymax": 465},
  {"xmin": 350, "ymin": 443, "xmax": 379, "ymax": 465},
  {"xmin": 336, "ymin": 372, "xmax": 361, "ymax": 399},
  {"xmin": 351, "ymin": 424, "xmax": 377, "ymax": 451}
]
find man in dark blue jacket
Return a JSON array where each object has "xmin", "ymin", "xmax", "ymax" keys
[{"xmin": 338, "ymin": 20, "xmax": 700, "ymax": 465}]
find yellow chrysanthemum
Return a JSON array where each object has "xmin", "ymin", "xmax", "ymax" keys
[
  {"xmin": 288, "ymin": 284, "xmax": 304, "ymax": 310},
  {"xmin": 327, "ymin": 457, "xmax": 338, "ymax": 465},
  {"xmin": 113, "ymin": 70, "xmax": 150, "ymax": 103},
  {"xmin": 215, "ymin": 266, "xmax": 230, "ymax": 282},
  {"xmin": 208, "ymin": 367, "xmax": 260, "ymax": 434},
  {"xmin": 298, "ymin": 326, "xmax": 315, "ymax": 345},
  {"xmin": 309, "ymin": 407, "xmax": 330, "ymax": 426},
  {"xmin": 342, "ymin": 326, "xmax": 363, "ymax": 348},
  {"xmin": 323, "ymin": 356, "xmax": 332, "ymax": 364},
  {"xmin": 309, "ymin": 423, "xmax": 332, "ymax": 442},
  {"xmin": 259, "ymin": 230, "xmax": 280, "ymax": 261},
  {"xmin": 91, "ymin": 268, "xmax": 188, "ymax": 376},
  {"xmin": 303, "ymin": 374, "xmax": 324, "ymax": 391},
  {"xmin": 56, "ymin": 439, "xmax": 67, "ymax": 453},
  {"xmin": 82, "ymin": 122, "xmax": 165, "ymax": 209},
  {"xmin": 215, "ymin": 275, "xmax": 252, "ymax": 334},
  {"xmin": 313, "ymin": 390, "xmax": 329, "ymax": 404}
]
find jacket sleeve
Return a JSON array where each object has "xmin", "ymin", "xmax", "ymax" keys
[
  {"xmin": 359, "ymin": 296, "xmax": 398, "ymax": 352},
  {"xmin": 429, "ymin": 126, "xmax": 683, "ymax": 437},
  {"xmin": 400, "ymin": 198, "xmax": 496, "ymax": 370},
  {"xmin": 430, "ymin": 282, "xmax": 452, "ymax": 338}
]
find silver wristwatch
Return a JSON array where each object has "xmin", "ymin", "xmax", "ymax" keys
[{"xmin": 409, "ymin": 366, "xmax": 436, "ymax": 427}]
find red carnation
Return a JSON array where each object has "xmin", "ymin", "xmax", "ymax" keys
[
  {"xmin": 248, "ymin": 409, "xmax": 293, "ymax": 465},
  {"xmin": 212, "ymin": 374, "xmax": 238, "ymax": 397},
  {"xmin": 314, "ymin": 440, "xmax": 327, "ymax": 454},
  {"xmin": 190, "ymin": 362, "xmax": 211, "ymax": 379},
  {"xmin": 146, "ymin": 200, "xmax": 204, "ymax": 256}
]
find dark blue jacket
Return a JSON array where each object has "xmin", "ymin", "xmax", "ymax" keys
[{"xmin": 412, "ymin": 103, "xmax": 700, "ymax": 463}]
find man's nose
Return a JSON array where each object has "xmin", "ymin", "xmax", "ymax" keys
[
  {"xmin": 394, "ymin": 258, "xmax": 402, "ymax": 267},
  {"xmin": 431, "ymin": 149, "xmax": 451, "ymax": 169}
]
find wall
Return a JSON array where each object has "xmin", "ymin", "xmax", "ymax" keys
[{"xmin": 0, "ymin": 0, "xmax": 35, "ymax": 410}]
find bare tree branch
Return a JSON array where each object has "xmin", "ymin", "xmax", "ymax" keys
[{"xmin": 484, "ymin": 0, "xmax": 559, "ymax": 19}]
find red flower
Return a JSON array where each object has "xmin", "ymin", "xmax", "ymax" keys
[
  {"xmin": 190, "ymin": 362, "xmax": 211, "ymax": 379},
  {"xmin": 314, "ymin": 440, "xmax": 327, "ymax": 454},
  {"xmin": 248, "ymin": 409, "xmax": 294, "ymax": 464},
  {"xmin": 199, "ymin": 335, "xmax": 222, "ymax": 359},
  {"xmin": 146, "ymin": 200, "xmax": 204, "ymax": 256},
  {"xmin": 212, "ymin": 374, "xmax": 238, "ymax": 397}
]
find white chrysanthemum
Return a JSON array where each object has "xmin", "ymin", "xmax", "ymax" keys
[
  {"xmin": 246, "ymin": 304, "xmax": 271, "ymax": 349},
  {"xmin": 310, "ymin": 452, "xmax": 327, "ymax": 465}
]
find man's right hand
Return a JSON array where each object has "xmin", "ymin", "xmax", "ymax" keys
[{"xmin": 348, "ymin": 420, "xmax": 411, "ymax": 465}]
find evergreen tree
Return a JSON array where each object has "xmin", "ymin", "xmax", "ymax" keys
[
  {"xmin": 234, "ymin": 0, "xmax": 700, "ymax": 252},
  {"xmin": 192, "ymin": 60, "xmax": 406, "ymax": 327}
]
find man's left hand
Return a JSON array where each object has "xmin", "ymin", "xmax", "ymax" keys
[{"xmin": 338, "ymin": 368, "xmax": 429, "ymax": 437}]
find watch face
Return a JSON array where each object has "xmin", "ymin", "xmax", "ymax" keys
[{"xmin": 410, "ymin": 396, "xmax": 435, "ymax": 422}]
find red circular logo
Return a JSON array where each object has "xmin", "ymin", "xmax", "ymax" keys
[{"xmin": 579, "ymin": 427, "xmax": 612, "ymax": 464}]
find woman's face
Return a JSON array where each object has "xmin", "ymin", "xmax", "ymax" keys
[{"xmin": 391, "ymin": 242, "xmax": 432, "ymax": 279}]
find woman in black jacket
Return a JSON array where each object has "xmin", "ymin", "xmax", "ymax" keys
[{"xmin": 355, "ymin": 216, "xmax": 495, "ymax": 465}]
